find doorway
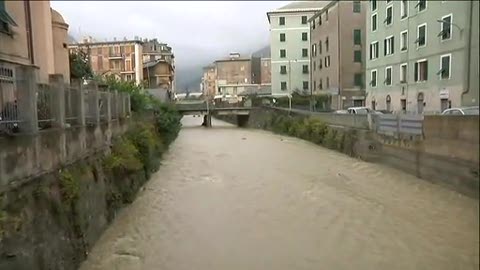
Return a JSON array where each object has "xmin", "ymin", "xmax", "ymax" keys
[{"xmin": 417, "ymin": 93, "xmax": 424, "ymax": 114}]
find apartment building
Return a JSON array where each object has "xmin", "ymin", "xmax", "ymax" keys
[
  {"xmin": 267, "ymin": 1, "xmax": 326, "ymax": 96},
  {"xmin": 309, "ymin": 0, "xmax": 367, "ymax": 110},
  {"xmin": 202, "ymin": 64, "xmax": 216, "ymax": 97},
  {"xmin": 1, "ymin": 0, "xmax": 70, "ymax": 115},
  {"xmin": 260, "ymin": 58, "xmax": 272, "ymax": 84},
  {"xmin": 0, "ymin": 0, "xmax": 70, "ymax": 84},
  {"xmin": 214, "ymin": 53, "xmax": 252, "ymax": 96},
  {"xmin": 142, "ymin": 38, "xmax": 175, "ymax": 90},
  {"xmin": 366, "ymin": 0, "xmax": 479, "ymax": 114},
  {"xmin": 68, "ymin": 38, "xmax": 144, "ymax": 85}
]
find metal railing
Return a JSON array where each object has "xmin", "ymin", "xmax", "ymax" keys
[
  {"xmin": 37, "ymin": 84, "xmax": 55, "ymax": 130},
  {"xmin": 65, "ymin": 87, "xmax": 79, "ymax": 125},
  {"xmin": 0, "ymin": 68, "xmax": 21, "ymax": 134}
]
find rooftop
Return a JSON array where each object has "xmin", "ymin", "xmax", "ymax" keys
[{"xmin": 267, "ymin": 1, "xmax": 327, "ymax": 21}]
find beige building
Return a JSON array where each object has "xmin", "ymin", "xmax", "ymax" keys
[
  {"xmin": 214, "ymin": 53, "xmax": 252, "ymax": 95},
  {"xmin": 309, "ymin": 0, "xmax": 367, "ymax": 110},
  {"xmin": 143, "ymin": 60, "xmax": 174, "ymax": 89},
  {"xmin": 68, "ymin": 38, "xmax": 144, "ymax": 85},
  {"xmin": 1, "ymin": 0, "xmax": 70, "ymax": 114},
  {"xmin": 202, "ymin": 64, "xmax": 216, "ymax": 97},
  {"xmin": 260, "ymin": 58, "xmax": 272, "ymax": 84}
]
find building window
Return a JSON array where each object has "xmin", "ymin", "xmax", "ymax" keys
[
  {"xmin": 326, "ymin": 77, "xmax": 330, "ymax": 88},
  {"xmin": 312, "ymin": 19, "xmax": 316, "ymax": 29},
  {"xmin": 440, "ymin": 14, "xmax": 452, "ymax": 40},
  {"xmin": 313, "ymin": 80, "xmax": 316, "ymax": 91},
  {"xmin": 302, "ymin": 65, "xmax": 309, "ymax": 74},
  {"xmin": 319, "ymin": 41, "xmax": 322, "ymax": 54},
  {"xmin": 319, "ymin": 79, "xmax": 323, "ymax": 90},
  {"xmin": 416, "ymin": 0, "xmax": 426, "ymax": 12},
  {"xmin": 302, "ymin": 32, "xmax": 308, "ymax": 41},
  {"xmin": 401, "ymin": 99, "xmax": 407, "ymax": 112},
  {"xmin": 325, "ymin": 56, "xmax": 331, "ymax": 67},
  {"xmin": 325, "ymin": 9, "xmax": 329, "ymax": 21},
  {"xmin": 370, "ymin": 69, "xmax": 377, "ymax": 87},
  {"xmin": 312, "ymin": 44, "xmax": 317, "ymax": 57},
  {"xmin": 280, "ymin": 33, "xmax": 286, "ymax": 42},
  {"xmin": 371, "ymin": 0, "xmax": 377, "ymax": 11},
  {"xmin": 353, "ymin": 1, "xmax": 361, "ymax": 13},
  {"xmin": 371, "ymin": 13, "xmax": 377, "ymax": 32},
  {"xmin": 370, "ymin": 41, "xmax": 379, "ymax": 59},
  {"xmin": 414, "ymin": 59, "xmax": 428, "ymax": 82},
  {"xmin": 279, "ymin": 17, "xmax": 285, "ymax": 25},
  {"xmin": 301, "ymin": 16, "xmax": 308, "ymax": 24},
  {"xmin": 416, "ymin": 23, "xmax": 427, "ymax": 47},
  {"xmin": 280, "ymin": 49, "xmax": 286, "ymax": 58},
  {"xmin": 0, "ymin": 0, "xmax": 17, "ymax": 33},
  {"xmin": 313, "ymin": 60, "xmax": 316, "ymax": 71},
  {"xmin": 401, "ymin": 0, "xmax": 408, "ymax": 19},
  {"xmin": 325, "ymin": 37, "xmax": 329, "ymax": 52},
  {"xmin": 319, "ymin": 59, "xmax": 323, "ymax": 69},
  {"xmin": 400, "ymin": 30, "xmax": 408, "ymax": 51},
  {"xmin": 354, "ymin": 29, "xmax": 361, "ymax": 45},
  {"xmin": 319, "ymin": 14, "xmax": 322, "ymax": 25},
  {"xmin": 280, "ymin": 65, "xmax": 287, "ymax": 74},
  {"xmin": 384, "ymin": 36, "xmax": 394, "ymax": 55},
  {"xmin": 354, "ymin": 50, "xmax": 362, "ymax": 62},
  {"xmin": 281, "ymin": 82, "xmax": 287, "ymax": 91},
  {"xmin": 303, "ymin": 81, "xmax": 309, "ymax": 90},
  {"xmin": 354, "ymin": 73, "xmax": 363, "ymax": 87},
  {"xmin": 385, "ymin": 66, "xmax": 392, "ymax": 85},
  {"xmin": 385, "ymin": 6, "xmax": 393, "ymax": 26},
  {"xmin": 98, "ymin": 56, "xmax": 103, "ymax": 70},
  {"xmin": 302, "ymin": 48, "xmax": 308, "ymax": 57},
  {"xmin": 439, "ymin": 54, "xmax": 451, "ymax": 79},
  {"xmin": 400, "ymin": 63, "xmax": 407, "ymax": 83}
]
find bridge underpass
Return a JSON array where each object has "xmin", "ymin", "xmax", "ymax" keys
[{"xmin": 174, "ymin": 100, "xmax": 251, "ymax": 127}]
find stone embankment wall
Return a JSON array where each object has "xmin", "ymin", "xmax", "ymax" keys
[
  {"xmin": 216, "ymin": 108, "xmax": 479, "ymax": 198},
  {"xmin": 0, "ymin": 108, "xmax": 182, "ymax": 269}
]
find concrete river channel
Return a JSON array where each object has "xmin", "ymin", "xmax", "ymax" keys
[{"xmin": 79, "ymin": 116, "xmax": 479, "ymax": 270}]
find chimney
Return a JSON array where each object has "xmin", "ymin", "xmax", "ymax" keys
[{"xmin": 229, "ymin": 52, "xmax": 240, "ymax": 60}]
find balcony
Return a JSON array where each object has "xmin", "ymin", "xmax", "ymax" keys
[{"xmin": 108, "ymin": 53, "xmax": 123, "ymax": 59}]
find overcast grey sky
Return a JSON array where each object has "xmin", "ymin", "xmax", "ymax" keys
[{"xmin": 51, "ymin": 1, "xmax": 290, "ymax": 88}]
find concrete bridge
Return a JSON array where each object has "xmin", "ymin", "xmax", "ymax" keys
[{"xmin": 174, "ymin": 100, "xmax": 251, "ymax": 127}]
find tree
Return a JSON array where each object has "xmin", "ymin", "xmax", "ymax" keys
[{"xmin": 69, "ymin": 48, "xmax": 93, "ymax": 81}]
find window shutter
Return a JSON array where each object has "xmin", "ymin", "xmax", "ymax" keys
[
  {"xmin": 369, "ymin": 44, "xmax": 372, "ymax": 59},
  {"xmin": 424, "ymin": 61, "xmax": 428, "ymax": 80},
  {"xmin": 414, "ymin": 62, "xmax": 418, "ymax": 81},
  {"xmin": 384, "ymin": 39, "xmax": 387, "ymax": 55},
  {"xmin": 391, "ymin": 36, "xmax": 394, "ymax": 54}
]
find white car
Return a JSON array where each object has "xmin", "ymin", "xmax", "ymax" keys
[
  {"xmin": 347, "ymin": 107, "xmax": 372, "ymax": 114},
  {"xmin": 441, "ymin": 106, "xmax": 479, "ymax": 115}
]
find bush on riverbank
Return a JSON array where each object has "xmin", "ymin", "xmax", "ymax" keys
[{"xmin": 264, "ymin": 113, "xmax": 358, "ymax": 157}]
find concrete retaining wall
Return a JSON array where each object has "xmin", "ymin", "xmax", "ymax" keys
[
  {"xmin": 0, "ymin": 120, "xmax": 129, "ymax": 192},
  {"xmin": 225, "ymin": 107, "xmax": 479, "ymax": 198}
]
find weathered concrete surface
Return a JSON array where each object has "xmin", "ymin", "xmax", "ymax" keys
[{"xmin": 0, "ymin": 120, "xmax": 129, "ymax": 192}]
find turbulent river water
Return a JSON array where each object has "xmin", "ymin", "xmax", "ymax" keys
[{"xmin": 80, "ymin": 116, "xmax": 479, "ymax": 270}]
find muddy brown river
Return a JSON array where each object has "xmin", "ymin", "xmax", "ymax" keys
[{"xmin": 80, "ymin": 116, "xmax": 479, "ymax": 270}]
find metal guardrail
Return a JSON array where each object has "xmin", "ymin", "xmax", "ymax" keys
[
  {"xmin": 376, "ymin": 114, "xmax": 423, "ymax": 136},
  {"xmin": 37, "ymin": 84, "xmax": 55, "ymax": 129}
]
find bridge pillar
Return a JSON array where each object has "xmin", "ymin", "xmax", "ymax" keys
[{"xmin": 202, "ymin": 114, "xmax": 212, "ymax": 127}]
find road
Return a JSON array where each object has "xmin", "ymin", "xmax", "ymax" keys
[{"xmin": 80, "ymin": 116, "xmax": 479, "ymax": 270}]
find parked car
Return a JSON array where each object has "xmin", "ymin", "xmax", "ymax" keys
[
  {"xmin": 441, "ymin": 106, "xmax": 479, "ymax": 115},
  {"xmin": 347, "ymin": 107, "xmax": 371, "ymax": 114}
]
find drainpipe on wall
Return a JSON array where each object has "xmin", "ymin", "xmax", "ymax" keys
[
  {"xmin": 461, "ymin": 0, "xmax": 473, "ymax": 101},
  {"xmin": 24, "ymin": 0, "xmax": 34, "ymax": 65},
  {"xmin": 337, "ymin": 2, "xmax": 342, "ymax": 109}
]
